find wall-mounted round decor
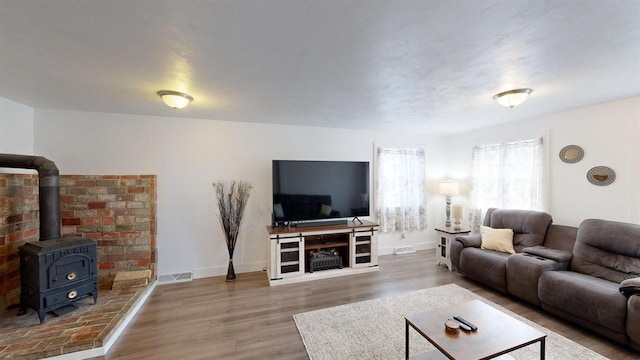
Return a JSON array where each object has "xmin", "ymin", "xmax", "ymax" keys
[
  {"xmin": 559, "ymin": 145, "xmax": 584, "ymax": 163},
  {"xmin": 587, "ymin": 166, "xmax": 616, "ymax": 186}
]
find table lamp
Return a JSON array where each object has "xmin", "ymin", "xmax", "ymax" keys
[
  {"xmin": 452, "ymin": 205, "xmax": 463, "ymax": 230},
  {"xmin": 439, "ymin": 180, "xmax": 459, "ymax": 227}
]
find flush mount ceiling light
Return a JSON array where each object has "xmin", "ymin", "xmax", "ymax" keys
[
  {"xmin": 157, "ymin": 90, "xmax": 193, "ymax": 109},
  {"xmin": 493, "ymin": 88, "xmax": 532, "ymax": 108}
]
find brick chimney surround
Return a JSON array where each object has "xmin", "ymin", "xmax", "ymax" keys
[{"xmin": 0, "ymin": 174, "xmax": 157, "ymax": 312}]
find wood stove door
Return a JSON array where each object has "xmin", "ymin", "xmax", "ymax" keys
[{"xmin": 47, "ymin": 254, "xmax": 94, "ymax": 290}]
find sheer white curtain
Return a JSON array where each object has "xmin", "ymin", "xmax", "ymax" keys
[
  {"xmin": 376, "ymin": 147, "xmax": 427, "ymax": 233},
  {"xmin": 468, "ymin": 138, "xmax": 544, "ymax": 232}
]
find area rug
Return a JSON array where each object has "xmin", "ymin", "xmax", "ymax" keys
[{"xmin": 293, "ymin": 283, "xmax": 607, "ymax": 360}]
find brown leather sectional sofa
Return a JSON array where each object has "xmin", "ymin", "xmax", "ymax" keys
[{"xmin": 450, "ymin": 208, "xmax": 640, "ymax": 350}]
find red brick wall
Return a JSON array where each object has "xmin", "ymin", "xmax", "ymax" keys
[
  {"xmin": 0, "ymin": 174, "xmax": 157, "ymax": 311},
  {"xmin": 59, "ymin": 175, "xmax": 157, "ymax": 287},
  {"xmin": 0, "ymin": 174, "xmax": 39, "ymax": 311}
]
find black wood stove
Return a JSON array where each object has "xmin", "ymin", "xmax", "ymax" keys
[
  {"xmin": 0, "ymin": 154, "xmax": 98, "ymax": 323},
  {"xmin": 20, "ymin": 238, "xmax": 98, "ymax": 323}
]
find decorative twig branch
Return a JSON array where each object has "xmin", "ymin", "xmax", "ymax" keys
[{"xmin": 212, "ymin": 180, "xmax": 252, "ymax": 281}]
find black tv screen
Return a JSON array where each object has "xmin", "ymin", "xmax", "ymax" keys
[{"xmin": 272, "ymin": 160, "xmax": 370, "ymax": 224}]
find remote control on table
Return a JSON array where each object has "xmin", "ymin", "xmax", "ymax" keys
[
  {"xmin": 448, "ymin": 318, "xmax": 472, "ymax": 331},
  {"xmin": 453, "ymin": 316, "xmax": 478, "ymax": 331}
]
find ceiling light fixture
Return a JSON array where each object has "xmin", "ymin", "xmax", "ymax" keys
[
  {"xmin": 493, "ymin": 88, "xmax": 532, "ymax": 108},
  {"xmin": 157, "ymin": 90, "xmax": 193, "ymax": 109}
]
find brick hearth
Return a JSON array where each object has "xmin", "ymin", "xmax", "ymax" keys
[{"xmin": 0, "ymin": 285, "xmax": 149, "ymax": 359}]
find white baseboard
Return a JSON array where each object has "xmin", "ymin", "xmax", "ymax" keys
[
  {"xmin": 173, "ymin": 245, "xmax": 434, "ymax": 281},
  {"xmin": 192, "ymin": 260, "xmax": 266, "ymax": 279}
]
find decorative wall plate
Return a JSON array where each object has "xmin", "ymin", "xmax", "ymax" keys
[
  {"xmin": 559, "ymin": 145, "xmax": 584, "ymax": 163},
  {"xmin": 587, "ymin": 166, "xmax": 616, "ymax": 186}
]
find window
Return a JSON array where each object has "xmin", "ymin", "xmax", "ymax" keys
[
  {"xmin": 376, "ymin": 147, "xmax": 427, "ymax": 233},
  {"xmin": 469, "ymin": 137, "xmax": 544, "ymax": 232}
]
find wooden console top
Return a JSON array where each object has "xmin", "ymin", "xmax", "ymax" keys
[{"xmin": 267, "ymin": 220, "xmax": 379, "ymax": 235}]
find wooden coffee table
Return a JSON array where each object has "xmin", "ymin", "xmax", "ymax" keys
[{"xmin": 405, "ymin": 300, "xmax": 546, "ymax": 359}]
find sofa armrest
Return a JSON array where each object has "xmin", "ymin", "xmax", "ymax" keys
[
  {"xmin": 620, "ymin": 277, "xmax": 640, "ymax": 297},
  {"xmin": 628, "ymin": 293, "xmax": 640, "ymax": 350},
  {"xmin": 522, "ymin": 246, "xmax": 572, "ymax": 262},
  {"xmin": 450, "ymin": 235, "xmax": 481, "ymax": 272},
  {"xmin": 455, "ymin": 234, "xmax": 481, "ymax": 248}
]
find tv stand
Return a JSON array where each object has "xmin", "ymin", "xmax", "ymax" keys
[
  {"xmin": 351, "ymin": 216, "xmax": 363, "ymax": 224},
  {"xmin": 267, "ymin": 220, "xmax": 379, "ymax": 286}
]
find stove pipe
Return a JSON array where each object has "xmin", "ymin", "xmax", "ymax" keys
[{"xmin": 0, "ymin": 153, "xmax": 60, "ymax": 240}]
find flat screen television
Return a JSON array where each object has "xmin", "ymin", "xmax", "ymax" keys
[{"xmin": 272, "ymin": 160, "xmax": 370, "ymax": 225}]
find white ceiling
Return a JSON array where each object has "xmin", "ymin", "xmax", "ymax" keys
[{"xmin": 1, "ymin": 0, "xmax": 639, "ymax": 135}]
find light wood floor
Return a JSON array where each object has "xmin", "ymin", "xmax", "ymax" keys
[{"xmin": 96, "ymin": 250, "xmax": 639, "ymax": 360}]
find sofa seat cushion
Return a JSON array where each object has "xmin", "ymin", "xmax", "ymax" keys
[
  {"xmin": 539, "ymin": 270, "xmax": 627, "ymax": 334},
  {"xmin": 459, "ymin": 247, "xmax": 511, "ymax": 292}
]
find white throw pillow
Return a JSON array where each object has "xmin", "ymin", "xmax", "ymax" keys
[{"xmin": 480, "ymin": 226, "xmax": 515, "ymax": 254}]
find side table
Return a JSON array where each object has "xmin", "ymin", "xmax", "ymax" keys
[{"xmin": 435, "ymin": 227, "xmax": 470, "ymax": 271}]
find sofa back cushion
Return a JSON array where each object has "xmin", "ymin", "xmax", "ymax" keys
[
  {"xmin": 571, "ymin": 219, "xmax": 640, "ymax": 283},
  {"xmin": 484, "ymin": 208, "xmax": 552, "ymax": 253},
  {"xmin": 543, "ymin": 224, "xmax": 578, "ymax": 252}
]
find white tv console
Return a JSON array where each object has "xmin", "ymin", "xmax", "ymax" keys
[{"xmin": 267, "ymin": 220, "xmax": 379, "ymax": 286}]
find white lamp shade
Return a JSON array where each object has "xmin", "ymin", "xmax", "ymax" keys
[
  {"xmin": 452, "ymin": 205, "xmax": 463, "ymax": 219},
  {"xmin": 157, "ymin": 90, "xmax": 193, "ymax": 109},
  {"xmin": 493, "ymin": 88, "xmax": 532, "ymax": 108},
  {"xmin": 439, "ymin": 181, "xmax": 459, "ymax": 195}
]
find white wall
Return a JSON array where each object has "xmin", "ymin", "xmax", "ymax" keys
[
  {"xmin": 447, "ymin": 96, "xmax": 640, "ymax": 227},
  {"xmin": 6, "ymin": 95, "xmax": 637, "ymax": 279},
  {"xmin": 32, "ymin": 109, "xmax": 446, "ymax": 278},
  {"xmin": 0, "ymin": 96, "xmax": 34, "ymax": 155}
]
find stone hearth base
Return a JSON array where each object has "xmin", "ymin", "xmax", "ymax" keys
[{"xmin": 0, "ymin": 283, "xmax": 155, "ymax": 359}]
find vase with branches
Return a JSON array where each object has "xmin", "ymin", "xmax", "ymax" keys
[{"xmin": 212, "ymin": 180, "xmax": 252, "ymax": 281}]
